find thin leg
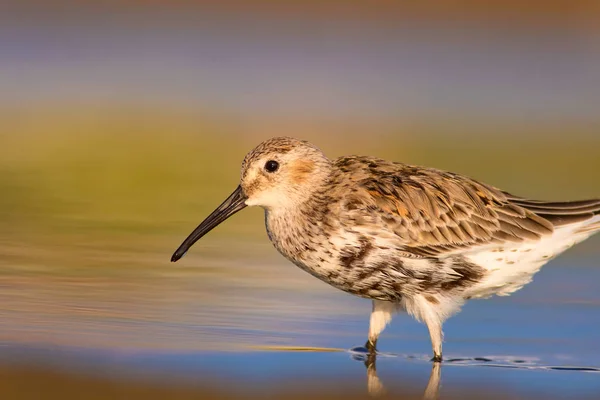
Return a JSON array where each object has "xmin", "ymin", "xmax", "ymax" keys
[
  {"xmin": 426, "ymin": 320, "xmax": 443, "ymax": 362},
  {"xmin": 366, "ymin": 300, "xmax": 398, "ymax": 353}
]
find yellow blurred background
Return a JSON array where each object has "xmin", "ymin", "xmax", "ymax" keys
[{"xmin": 2, "ymin": 0, "xmax": 600, "ymax": 263}]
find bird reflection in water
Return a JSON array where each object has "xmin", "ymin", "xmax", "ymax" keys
[{"xmin": 352, "ymin": 351, "xmax": 441, "ymax": 399}]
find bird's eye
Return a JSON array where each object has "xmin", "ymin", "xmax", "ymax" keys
[{"xmin": 265, "ymin": 160, "xmax": 279, "ymax": 173}]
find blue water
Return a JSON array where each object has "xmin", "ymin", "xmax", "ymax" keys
[
  {"xmin": 1, "ymin": 259, "xmax": 599, "ymax": 398},
  {"xmin": 1, "ymin": 345, "xmax": 598, "ymax": 399}
]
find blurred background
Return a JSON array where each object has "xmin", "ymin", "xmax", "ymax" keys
[{"xmin": 1, "ymin": 1, "xmax": 599, "ymax": 399}]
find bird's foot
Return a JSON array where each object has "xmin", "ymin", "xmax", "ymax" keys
[
  {"xmin": 350, "ymin": 339, "xmax": 377, "ymax": 355},
  {"xmin": 430, "ymin": 353, "xmax": 443, "ymax": 363},
  {"xmin": 365, "ymin": 339, "xmax": 377, "ymax": 354},
  {"xmin": 350, "ymin": 339, "xmax": 378, "ymax": 367}
]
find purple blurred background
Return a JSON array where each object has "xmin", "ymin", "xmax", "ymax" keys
[{"xmin": 2, "ymin": 2, "xmax": 599, "ymax": 127}]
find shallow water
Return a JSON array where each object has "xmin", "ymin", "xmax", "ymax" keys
[{"xmin": 1, "ymin": 242, "xmax": 599, "ymax": 399}]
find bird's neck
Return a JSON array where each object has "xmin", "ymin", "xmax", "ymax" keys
[{"xmin": 264, "ymin": 181, "xmax": 332, "ymax": 257}]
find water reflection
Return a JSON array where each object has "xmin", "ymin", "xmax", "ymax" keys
[
  {"xmin": 352, "ymin": 351, "xmax": 441, "ymax": 399},
  {"xmin": 362, "ymin": 352, "xmax": 388, "ymax": 398},
  {"xmin": 423, "ymin": 362, "xmax": 442, "ymax": 400},
  {"xmin": 2, "ymin": 342, "xmax": 600, "ymax": 399},
  {"xmin": 365, "ymin": 356, "xmax": 388, "ymax": 398},
  {"xmin": 1, "ymin": 247, "xmax": 600, "ymax": 399},
  {"xmin": 351, "ymin": 350, "xmax": 600, "ymax": 399}
]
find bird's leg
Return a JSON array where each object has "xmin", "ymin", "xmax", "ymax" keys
[
  {"xmin": 426, "ymin": 320, "xmax": 443, "ymax": 362},
  {"xmin": 365, "ymin": 300, "xmax": 398, "ymax": 354}
]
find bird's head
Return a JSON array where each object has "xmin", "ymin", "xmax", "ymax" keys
[{"xmin": 171, "ymin": 137, "xmax": 331, "ymax": 261}]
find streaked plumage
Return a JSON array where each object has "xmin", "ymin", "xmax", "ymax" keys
[{"xmin": 172, "ymin": 137, "xmax": 600, "ymax": 361}]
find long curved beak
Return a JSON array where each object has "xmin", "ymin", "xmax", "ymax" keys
[{"xmin": 171, "ymin": 185, "xmax": 247, "ymax": 262}]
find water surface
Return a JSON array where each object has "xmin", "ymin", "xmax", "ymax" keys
[{"xmin": 1, "ymin": 243, "xmax": 599, "ymax": 399}]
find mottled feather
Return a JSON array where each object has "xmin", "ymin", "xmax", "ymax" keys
[{"xmin": 334, "ymin": 156, "xmax": 556, "ymax": 257}]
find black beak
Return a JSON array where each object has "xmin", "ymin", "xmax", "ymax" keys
[{"xmin": 171, "ymin": 185, "xmax": 247, "ymax": 262}]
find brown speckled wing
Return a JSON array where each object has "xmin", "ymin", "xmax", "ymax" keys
[{"xmin": 334, "ymin": 156, "xmax": 555, "ymax": 257}]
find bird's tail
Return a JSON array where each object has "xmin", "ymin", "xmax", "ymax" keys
[
  {"xmin": 507, "ymin": 197, "xmax": 600, "ymax": 234},
  {"xmin": 575, "ymin": 217, "xmax": 600, "ymax": 235}
]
